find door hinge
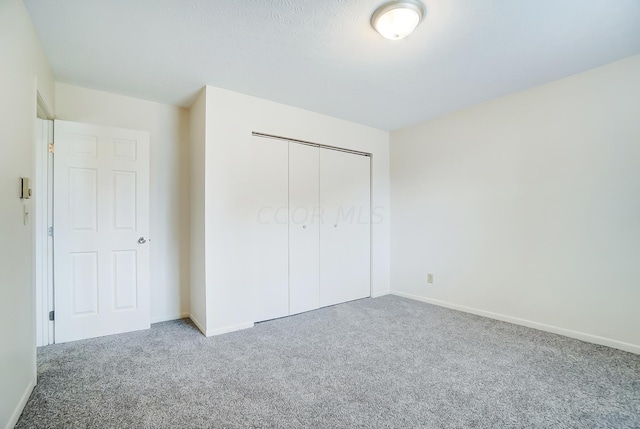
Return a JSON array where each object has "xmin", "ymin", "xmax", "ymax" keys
[
  {"xmin": 48, "ymin": 227, "xmax": 53, "ymax": 237},
  {"xmin": 49, "ymin": 311, "xmax": 55, "ymax": 321},
  {"xmin": 48, "ymin": 143, "xmax": 54, "ymax": 153}
]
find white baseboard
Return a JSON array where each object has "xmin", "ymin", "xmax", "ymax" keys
[
  {"xmin": 4, "ymin": 376, "xmax": 35, "ymax": 429},
  {"xmin": 151, "ymin": 312, "xmax": 190, "ymax": 324},
  {"xmin": 189, "ymin": 315, "xmax": 206, "ymax": 336},
  {"xmin": 391, "ymin": 291, "xmax": 640, "ymax": 355},
  {"xmin": 206, "ymin": 322, "xmax": 254, "ymax": 337},
  {"xmin": 188, "ymin": 316, "xmax": 253, "ymax": 337},
  {"xmin": 371, "ymin": 290, "xmax": 390, "ymax": 298}
]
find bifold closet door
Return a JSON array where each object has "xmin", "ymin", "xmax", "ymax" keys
[
  {"xmin": 289, "ymin": 143, "xmax": 320, "ymax": 315},
  {"xmin": 250, "ymin": 136, "xmax": 289, "ymax": 322},
  {"xmin": 320, "ymin": 149, "xmax": 371, "ymax": 307}
]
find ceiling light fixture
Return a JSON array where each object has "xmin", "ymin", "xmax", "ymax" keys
[{"xmin": 371, "ymin": 0, "xmax": 425, "ymax": 40}]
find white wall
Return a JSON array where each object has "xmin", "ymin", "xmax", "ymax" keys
[
  {"xmin": 55, "ymin": 83, "xmax": 191, "ymax": 324},
  {"xmin": 188, "ymin": 88, "xmax": 206, "ymax": 332},
  {"xmin": 391, "ymin": 55, "xmax": 640, "ymax": 354},
  {"xmin": 200, "ymin": 85, "xmax": 391, "ymax": 335},
  {"xmin": 0, "ymin": 1, "xmax": 54, "ymax": 428}
]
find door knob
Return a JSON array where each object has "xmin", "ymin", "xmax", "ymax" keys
[
  {"xmin": 138, "ymin": 237, "xmax": 147, "ymax": 244},
  {"xmin": 302, "ymin": 225, "xmax": 307, "ymax": 229}
]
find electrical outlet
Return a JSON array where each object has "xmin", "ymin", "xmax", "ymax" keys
[{"xmin": 427, "ymin": 273, "xmax": 434, "ymax": 284}]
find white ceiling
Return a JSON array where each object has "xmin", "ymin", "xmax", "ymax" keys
[{"xmin": 24, "ymin": 0, "xmax": 640, "ymax": 131}]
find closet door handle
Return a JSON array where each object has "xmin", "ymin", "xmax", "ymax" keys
[{"xmin": 303, "ymin": 225, "xmax": 307, "ymax": 229}]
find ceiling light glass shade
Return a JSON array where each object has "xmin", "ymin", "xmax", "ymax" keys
[{"xmin": 371, "ymin": 0, "xmax": 425, "ymax": 40}]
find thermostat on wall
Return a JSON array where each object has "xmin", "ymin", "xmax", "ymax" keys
[{"xmin": 21, "ymin": 177, "xmax": 32, "ymax": 199}]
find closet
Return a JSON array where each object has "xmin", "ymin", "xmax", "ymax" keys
[
  {"xmin": 289, "ymin": 143, "xmax": 321, "ymax": 315},
  {"xmin": 251, "ymin": 135, "xmax": 371, "ymax": 322},
  {"xmin": 318, "ymin": 147, "xmax": 371, "ymax": 308}
]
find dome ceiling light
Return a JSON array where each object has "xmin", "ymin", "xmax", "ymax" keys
[{"xmin": 371, "ymin": 0, "xmax": 426, "ymax": 40}]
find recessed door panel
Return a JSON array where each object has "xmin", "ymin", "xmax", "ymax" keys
[
  {"xmin": 69, "ymin": 134, "xmax": 98, "ymax": 158},
  {"xmin": 69, "ymin": 168, "xmax": 97, "ymax": 231},
  {"xmin": 113, "ymin": 138, "xmax": 137, "ymax": 160},
  {"xmin": 113, "ymin": 250, "xmax": 138, "ymax": 310},
  {"xmin": 71, "ymin": 252, "xmax": 98, "ymax": 315},
  {"xmin": 113, "ymin": 171, "xmax": 137, "ymax": 230}
]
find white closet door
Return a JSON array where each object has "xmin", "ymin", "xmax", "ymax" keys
[
  {"xmin": 250, "ymin": 136, "xmax": 289, "ymax": 322},
  {"xmin": 289, "ymin": 143, "xmax": 320, "ymax": 315},
  {"xmin": 320, "ymin": 149, "xmax": 371, "ymax": 307}
]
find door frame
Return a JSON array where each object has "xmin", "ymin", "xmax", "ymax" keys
[{"xmin": 35, "ymin": 93, "xmax": 55, "ymax": 346}]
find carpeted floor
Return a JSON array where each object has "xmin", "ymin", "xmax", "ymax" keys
[{"xmin": 16, "ymin": 295, "xmax": 640, "ymax": 428}]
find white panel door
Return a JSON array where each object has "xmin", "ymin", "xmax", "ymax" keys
[
  {"xmin": 250, "ymin": 136, "xmax": 289, "ymax": 322},
  {"xmin": 54, "ymin": 120, "xmax": 150, "ymax": 343},
  {"xmin": 320, "ymin": 149, "xmax": 371, "ymax": 307},
  {"xmin": 289, "ymin": 143, "xmax": 320, "ymax": 315}
]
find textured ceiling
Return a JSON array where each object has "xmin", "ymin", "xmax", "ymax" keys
[{"xmin": 24, "ymin": 0, "xmax": 640, "ymax": 131}]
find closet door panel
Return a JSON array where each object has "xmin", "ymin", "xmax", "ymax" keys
[
  {"xmin": 320, "ymin": 149, "xmax": 371, "ymax": 307},
  {"xmin": 250, "ymin": 136, "xmax": 289, "ymax": 322},
  {"xmin": 289, "ymin": 143, "xmax": 320, "ymax": 315}
]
